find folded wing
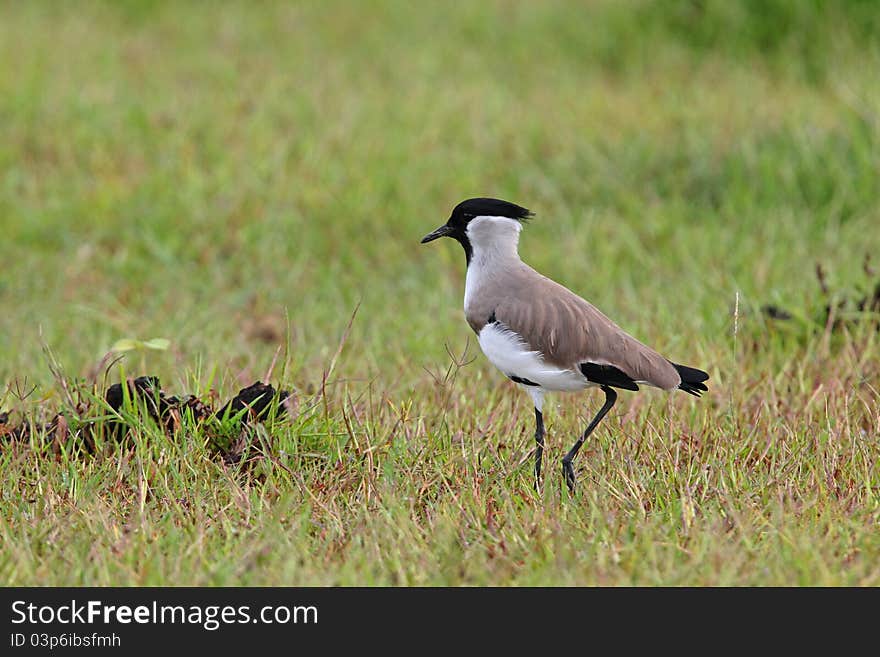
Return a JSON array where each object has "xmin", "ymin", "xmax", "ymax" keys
[{"xmin": 492, "ymin": 273, "xmax": 682, "ymax": 391}]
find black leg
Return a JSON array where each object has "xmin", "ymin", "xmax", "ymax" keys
[
  {"xmin": 534, "ymin": 407, "xmax": 545, "ymax": 489},
  {"xmin": 562, "ymin": 385, "xmax": 617, "ymax": 493}
]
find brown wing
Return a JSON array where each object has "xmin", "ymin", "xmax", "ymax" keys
[{"xmin": 492, "ymin": 273, "xmax": 681, "ymax": 390}]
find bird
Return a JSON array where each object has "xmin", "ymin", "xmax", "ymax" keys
[{"xmin": 421, "ymin": 197, "xmax": 709, "ymax": 492}]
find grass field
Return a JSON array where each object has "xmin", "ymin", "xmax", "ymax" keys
[{"xmin": 1, "ymin": 0, "xmax": 878, "ymax": 585}]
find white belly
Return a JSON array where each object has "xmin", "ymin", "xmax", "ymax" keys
[{"xmin": 477, "ymin": 322, "xmax": 591, "ymax": 392}]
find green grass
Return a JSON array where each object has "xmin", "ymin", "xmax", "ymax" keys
[{"xmin": 1, "ymin": 0, "xmax": 878, "ymax": 585}]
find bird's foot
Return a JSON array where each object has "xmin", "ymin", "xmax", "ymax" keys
[{"xmin": 562, "ymin": 459, "xmax": 576, "ymax": 494}]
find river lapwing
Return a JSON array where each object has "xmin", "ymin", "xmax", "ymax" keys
[{"xmin": 421, "ymin": 197, "xmax": 709, "ymax": 492}]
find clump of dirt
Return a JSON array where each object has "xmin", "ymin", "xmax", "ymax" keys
[
  {"xmin": 1, "ymin": 377, "xmax": 291, "ymax": 464},
  {"xmin": 212, "ymin": 381, "xmax": 289, "ymax": 424},
  {"xmin": 0, "ymin": 409, "xmax": 67, "ymax": 447},
  {"xmin": 104, "ymin": 376, "xmax": 173, "ymax": 439},
  {"xmin": 211, "ymin": 381, "xmax": 291, "ymax": 465}
]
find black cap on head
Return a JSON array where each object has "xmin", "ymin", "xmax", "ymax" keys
[
  {"xmin": 449, "ymin": 198, "xmax": 533, "ymax": 224},
  {"xmin": 421, "ymin": 197, "xmax": 533, "ymax": 265}
]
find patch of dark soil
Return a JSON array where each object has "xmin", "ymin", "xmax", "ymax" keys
[
  {"xmin": 0, "ymin": 410, "xmax": 66, "ymax": 447},
  {"xmin": 104, "ymin": 376, "xmax": 171, "ymax": 439},
  {"xmin": 2, "ymin": 377, "xmax": 291, "ymax": 464},
  {"xmin": 212, "ymin": 382, "xmax": 291, "ymax": 466},
  {"xmin": 213, "ymin": 382, "xmax": 290, "ymax": 424}
]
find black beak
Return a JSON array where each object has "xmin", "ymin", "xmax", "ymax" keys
[{"xmin": 420, "ymin": 224, "xmax": 453, "ymax": 244}]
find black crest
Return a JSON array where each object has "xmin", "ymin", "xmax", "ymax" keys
[{"xmin": 450, "ymin": 198, "xmax": 533, "ymax": 225}]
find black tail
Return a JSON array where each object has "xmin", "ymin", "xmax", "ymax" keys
[{"xmin": 671, "ymin": 362, "xmax": 709, "ymax": 397}]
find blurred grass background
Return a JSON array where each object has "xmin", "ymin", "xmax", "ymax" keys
[
  {"xmin": 0, "ymin": 1, "xmax": 878, "ymax": 585},
  {"xmin": 2, "ymin": 0, "xmax": 878, "ymax": 389}
]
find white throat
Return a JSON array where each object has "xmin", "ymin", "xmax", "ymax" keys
[{"xmin": 463, "ymin": 215, "xmax": 523, "ymax": 310}]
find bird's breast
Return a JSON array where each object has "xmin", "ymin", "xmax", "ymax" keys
[{"xmin": 477, "ymin": 322, "xmax": 591, "ymax": 392}]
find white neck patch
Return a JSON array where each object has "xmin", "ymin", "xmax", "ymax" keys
[
  {"xmin": 463, "ymin": 215, "xmax": 523, "ymax": 311},
  {"xmin": 465, "ymin": 215, "xmax": 523, "ymax": 257}
]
